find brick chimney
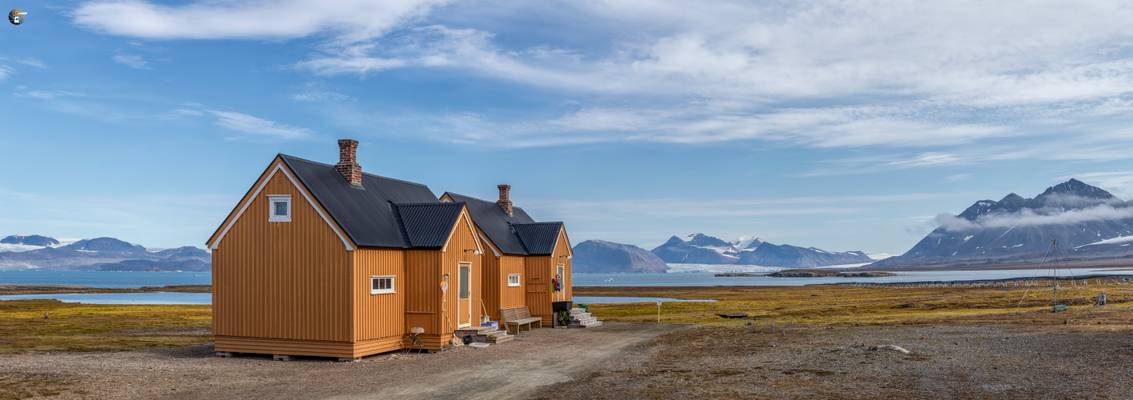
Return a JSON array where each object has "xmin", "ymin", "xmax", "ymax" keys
[
  {"xmin": 497, "ymin": 184, "xmax": 513, "ymax": 216},
  {"xmin": 335, "ymin": 139, "xmax": 363, "ymax": 187}
]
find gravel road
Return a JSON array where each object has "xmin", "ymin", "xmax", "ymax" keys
[
  {"xmin": 539, "ymin": 323, "xmax": 1133, "ymax": 399},
  {"xmin": 0, "ymin": 323, "xmax": 682, "ymax": 400}
]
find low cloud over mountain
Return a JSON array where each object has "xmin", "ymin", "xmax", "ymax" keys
[{"xmin": 875, "ymin": 179, "xmax": 1133, "ymax": 269}]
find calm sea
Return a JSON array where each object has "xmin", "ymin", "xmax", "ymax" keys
[{"xmin": 3, "ymin": 268, "xmax": 1132, "ymax": 304}]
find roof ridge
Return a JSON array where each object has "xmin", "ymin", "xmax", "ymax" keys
[
  {"xmin": 445, "ymin": 192, "xmax": 492, "ymax": 203},
  {"xmin": 395, "ymin": 201, "xmax": 464, "ymax": 207},
  {"xmin": 280, "ymin": 153, "xmax": 430, "ymax": 188},
  {"xmin": 445, "ymin": 191, "xmax": 529, "ymax": 214}
]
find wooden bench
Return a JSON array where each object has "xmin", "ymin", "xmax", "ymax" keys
[{"xmin": 501, "ymin": 307, "xmax": 542, "ymax": 334}]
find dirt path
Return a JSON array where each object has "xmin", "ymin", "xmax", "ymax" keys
[
  {"xmin": 0, "ymin": 323, "xmax": 680, "ymax": 400},
  {"xmin": 540, "ymin": 324, "xmax": 1133, "ymax": 399}
]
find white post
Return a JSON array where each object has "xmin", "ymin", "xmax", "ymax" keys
[{"xmin": 656, "ymin": 301, "xmax": 662, "ymax": 324}]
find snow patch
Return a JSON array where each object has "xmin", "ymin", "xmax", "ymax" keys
[
  {"xmin": 666, "ymin": 263, "xmax": 782, "ymax": 274},
  {"xmin": 1076, "ymin": 235, "xmax": 1133, "ymax": 249}
]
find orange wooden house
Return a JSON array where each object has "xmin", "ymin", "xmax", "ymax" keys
[
  {"xmin": 206, "ymin": 139, "xmax": 486, "ymax": 359},
  {"xmin": 442, "ymin": 186, "xmax": 573, "ymax": 325}
]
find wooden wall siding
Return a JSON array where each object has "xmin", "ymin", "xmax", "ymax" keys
[
  {"xmin": 552, "ymin": 228, "xmax": 574, "ymax": 301},
  {"xmin": 214, "ymin": 336, "xmax": 355, "ymax": 358},
  {"xmin": 352, "ymin": 248, "xmax": 405, "ymax": 342},
  {"xmin": 481, "ymin": 253, "xmax": 501, "ymax": 321},
  {"xmin": 524, "ymin": 227, "xmax": 572, "ymax": 324},
  {"xmin": 524, "ymin": 255, "xmax": 552, "ymax": 324},
  {"xmin": 479, "ymin": 254, "xmax": 525, "ymax": 321},
  {"xmin": 439, "ymin": 210, "xmax": 483, "ymax": 335},
  {"xmin": 213, "ymin": 166, "xmax": 353, "ymax": 343},
  {"xmin": 499, "ymin": 255, "xmax": 526, "ymax": 312},
  {"xmin": 404, "ymin": 249, "xmax": 439, "ymax": 335}
]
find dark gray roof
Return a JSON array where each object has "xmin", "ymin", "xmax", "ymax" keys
[
  {"xmin": 512, "ymin": 222, "xmax": 564, "ymax": 256},
  {"xmin": 280, "ymin": 154, "xmax": 444, "ymax": 248},
  {"xmin": 394, "ymin": 203, "xmax": 466, "ymax": 248},
  {"xmin": 443, "ymin": 192, "xmax": 535, "ymax": 255}
]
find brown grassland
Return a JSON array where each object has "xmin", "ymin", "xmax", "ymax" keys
[
  {"xmin": 574, "ymin": 279, "xmax": 1133, "ymax": 327},
  {"xmin": 2, "ymin": 280, "xmax": 1133, "ymax": 399},
  {"xmin": 1, "ymin": 279, "xmax": 1130, "ymax": 354},
  {"xmin": 0, "ymin": 300, "xmax": 210, "ymax": 353}
]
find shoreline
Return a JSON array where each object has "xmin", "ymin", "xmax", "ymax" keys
[
  {"xmin": 5, "ymin": 272, "xmax": 1133, "ymax": 296},
  {"xmin": 0, "ymin": 284, "xmax": 210, "ymax": 296}
]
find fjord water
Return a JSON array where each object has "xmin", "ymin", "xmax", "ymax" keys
[
  {"xmin": 5, "ymin": 268, "xmax": 1133, "ymax": 289},
  {"xmin": 572, "ymin": 268, "xmax": 1133, "ymax": 287},
  {"xmin": 0, "ymin": 270, "xmax": 210, "ymax": 288},
  {"xmin": 3, "ymin": 268, "xmax": 1133, "ymax": 304},
  {"xmin": 0, "ymin": 292, "xmax": 211, "ymax": 305}
]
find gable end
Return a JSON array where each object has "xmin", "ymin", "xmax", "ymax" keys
[{"xmin": 207, "ymin": 159, "xmax": 356, "ymax": 252}]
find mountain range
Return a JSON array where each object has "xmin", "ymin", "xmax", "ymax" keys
[
  {"xmin": 872, "ymin": 179, "xmax": 1133, "ymax": 269},
  {"xmin": 572, "ymin": 233, "xmax": 873, "ymax": 272},
  {"xmin": 0, "ymin": 235, "xmax": 210, "ymax": 271},
  {"xmin": 652, "ymin": 233, "xmax": 873, "ymax": 268}
]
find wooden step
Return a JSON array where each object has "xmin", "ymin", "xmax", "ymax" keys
[
  {"xmin": 455, "ymin": 326, "xmax": 514, "ymax": 344},
  {"xmin": 489, "ymin": 334, "xmax": 514, "ymax": 344}
]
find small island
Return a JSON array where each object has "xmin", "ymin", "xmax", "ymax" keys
[{"xmin": 767, "ymin": 269, "xmax": 896, "ymax": 278}]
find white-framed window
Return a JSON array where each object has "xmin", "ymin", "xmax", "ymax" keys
[
  {"xmin": 370, "ymin": 275, "xmax": 395, "ymax": 295},
  {"xmin": 268, "ymin": 195, "xmax": 292, "ymax": 222},
  {"xmin": 458, "ymin": 263, "xmax": 471, "ymax": 299},
  {"xmin": 507, "ymin": 273, "xmax": 521, "ymax": 287}
]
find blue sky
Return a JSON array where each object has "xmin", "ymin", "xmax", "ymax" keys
[{"xmin": 3, "ymin": 1, "xmax": 1133, "ymax": 255}]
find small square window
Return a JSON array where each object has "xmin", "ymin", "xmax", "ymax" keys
[
  {"xmin": 507, "ymin": 273, "xmax": 521, "ymax": 287},
  {"xmin": 268, "ymin": 196, "xmax": 291, "ymax": 222},
  {"xmin": 370, "ymin": 276, "xmax": 395, "ymax": 295}
]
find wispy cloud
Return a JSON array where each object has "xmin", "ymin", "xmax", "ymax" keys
[
  {"xmin": 207, "ymin": 110, "xmax": 316, "ymax": 141},
  {"xmin": 14, "ymin": 58, "xmax": 46, "ymax": 69},
  {"xmin": 70, "ymin": 0, "xmax": 1133, "ymax": 168},
  {"xmin": 112, "ymin": 53, "xmax": 150, "ymax": 69},
  {"xmin": 73, "ymin": 0, "xmax": 445, "ymax": 43},
  {"xmin": 15, "ymin": 89, "xmax": 85, "ymax": 100},
  {"xmin": 526, "ymin": 192, "xmax": 969, "ymax": 221},
  {"xmin": 290, "ymin": 85, "xmax": 354, "ymax": 102}
]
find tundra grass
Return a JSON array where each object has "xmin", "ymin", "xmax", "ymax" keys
[
  {"xmin": 0, "ymin": 300, "xmax": 211, "ymax": 352},
  {"xmin": 0, "ymin": 285, "xmax": 210, "ymax": 295},
  {"xmin": 575, "ymin": 281, "xmax": 1133, "ymax": 328}
]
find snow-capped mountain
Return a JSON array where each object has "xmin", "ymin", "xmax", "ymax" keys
[
  {"xmin": 651, "ymin": 233, "xmax": 872, "ymax": 268},
  {"xmin": 873, "ymin": 179, "xmax": 1133, "ymax": 269},
  {"xmin": 0, "ymin": 235, "xmax": 210, "ymax": 271}
]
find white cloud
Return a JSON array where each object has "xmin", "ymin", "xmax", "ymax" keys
[
  {"xmin": 208, "ymin": 110, "xmax": 316, "ymax": 141},
  {"xmin": 72, "ymin": 0, "xmax": 1133, "ymax": 158},
  {"xmin": 112, "ymin": 53, "xmax": 150, "ymax": 69},
  {"xmin": 288, "ymin": 1, "xmax": 1133, "ymax": 153},
  {"xmin": 936, "ymin": 205, "xmax": 1133, "ymax": 232},
  {"xmin": 73, "ymin": 0, "xmax": 446, "ymax": 42},
  {"xmin": 527, "ymin": 192, "xmax": 965, "ymax": 221},
  {"xmin": 14, "ymin": 58, "xmax": 46, "ymax": 69},
  {"xmin": 15, "ymin": 90, "xmax": 85, "ymax": 100}
]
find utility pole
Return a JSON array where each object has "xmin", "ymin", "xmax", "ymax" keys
[{"xmin": 1050, "ymin": 240, "xmax": 1059, "ymax": 312}]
